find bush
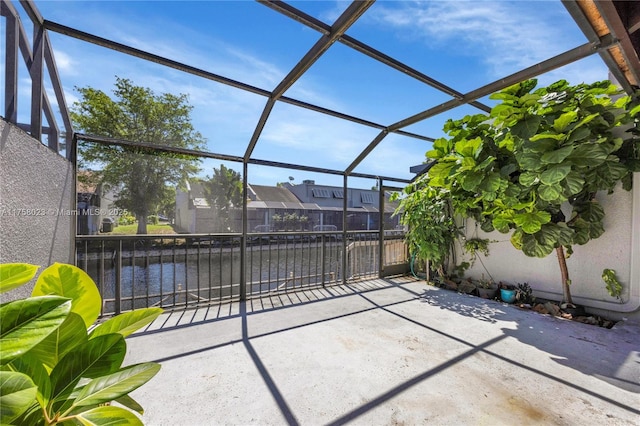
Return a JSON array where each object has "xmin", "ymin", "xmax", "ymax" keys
[
  {"xmin": 0, "ymin": 263, "xmax": 162, "ymax": 425},
  {"xmin": 118, "ymin": 214, "xmax": 136, "ymax": 226},
  {"xmin": 147, "ymin": 215, "xmax": 159, "ymax": 225}
]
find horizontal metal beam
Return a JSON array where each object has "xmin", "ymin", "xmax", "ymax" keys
[
  {"xmin": 278, "ymin": 95, "xmax": 434, "ymax": 142},
  {"xmin": 44, "ymin": 17, "xmax": 434, "ymax": 148},
  {"xmin": 258, "ymin": 0, "xmax": 491, "ymax": 114},
  {"xmin": 44, "ymin": 20, "xmax": 272, "ymax": 98},
  {"xmin": 74, "ymin": 133, "xmax": 245, "ymax": 163},
  {"xmin": 74, "ymin": 133, "xmax": 411, "ymax": 184},
  {"xmin": 389, "ymin": 38, "xmax": 617, "ymax": 131}
]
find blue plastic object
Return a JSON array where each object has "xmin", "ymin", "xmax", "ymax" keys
[{"xmin": 500, "ymin": 288, "xmax": 517, "ymax": 303}]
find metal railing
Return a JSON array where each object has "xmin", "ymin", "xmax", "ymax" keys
[{"xmin": 76, "ymin": 230, "xmax": 407, "ymax": 316}]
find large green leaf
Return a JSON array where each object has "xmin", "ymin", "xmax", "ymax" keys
[
  {"xmin": 511, "ymin": 115, "xmax": 542, "ymax": 139},
  {"xmin": 521, "ymin": 233, "xmax": 555, "ymax": 258},
  {"xmin": 50, "ymin": 334, "xmax": 126, "ymax": 404},
  {"xmin": 563, "ymin": 172, "xmax": 585, "ymax": 196},
  {"xmin": 29, "ymin": 312, "xmax": 88, "ymax": 370},
  {"xmin": 510, "ymin": 229, "xmax": 524, "ymax": 250},
  {"xmin": 33, "ymin": 263, "xmax": 101, "ymax": 328},
  {"xmin": 492, "ymin": 213, "xmax": 514, "ymax": 233},
  {"xmin": 114, "ymin": 394, "xmax": 145, "ymax": 415},
  {"xmin": 516, "ymin": 151, "xmax": 543, "ymax": 171},
  {"xmin": 427, "ymin": 161, "xmax": 456, "ymax": 184},
  {"xmin": 0, "ymin": 296, "xmax": 71, "ymax": 365},
  {"xmin": 73, "ymin": 405, "xmax": 143, "ymax": 425},
  {"xmin": 0, "ymin": 371, "xmax": 37, "ymax": 424},
  {"xmin": 518, "ymin": 171, "xmax": 539, "ymax": 187},
  {"xmin": 9, "ymin": 353, "xmax": 52, "ymax": 409},
  {"xmin": 553, "ymin": 111, "xmax": 577, "ymax": 132},
  {"xmin": 540, "ymin": 145, "xmax": 574, "ymax": 164},
  {"xmin": 513, "ymin": 211, "xmax": 551, "ymax": 234},
  {"xmin": 538, "ymin": 184, "xmax": 563, "ymax": 202},
  {"xmin": 0, "ymin": 264, "xmax": 39, "ymax": 294},
  {"xmin": 529, "ymin": 133, "xmax": 564, "ymax": 142},
  {"xmin": 575, "ymin": 200, "xmax": 605, "ymax": 222},
  {"xmin": 567, "ymin": 143, "xmax": 608, "ymax": 167},
  {"xmin": 567, "ymin": 126, "xmax": 591, "ymax": 143},
  {"xmin": 89, "ymin": 308, "xmax": 163, "ymax": 339},
  {"xmin": 459, "ymin": 171, "xmax": 484, "ymax": 191},
  {"xmin": 540, "ymin": 164, "xmax": 571, "ymax": 185},
  {"xmin": 73, "ymin": 363, "xmax": 160, "ymax": 408},
  {"xmin": 570, "ymin": 217, "xmax": 604, "ymax": 245},
  {"xmin": 454, "ymin": 137, "xmax": 482, "ymax": 158},
  {"xmin": 479, "ymin": 173, "xmax": 502, "ymax": 192}
]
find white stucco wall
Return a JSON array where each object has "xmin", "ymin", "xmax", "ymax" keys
[
  {"xmin": 458, "ymin": 175, "xmax": 639, "ymax": 320},
  {"xmin": 0, "ymin": 120, "xmax": 75, "ymax": 300}
]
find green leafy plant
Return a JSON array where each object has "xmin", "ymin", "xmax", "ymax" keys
[
  {"xmin": 516, "ymin": 282, "xmax": 536, "ymax": 305},
  {"xmin": 476, "ymin": 276, "xmax": 496, "ymax": 289},
  {"xmin": 392, "ymin": 182, "xmax": 462, "ymax": 278},
  {"xmin": 413, "ymin": 79, "xmax": 639, "ymax": 304},
  {"xmin": 0, "ymin": 262, "xmax": 162, "ymax": 425},
  {"xmin": 602, "ymin": 268, "xmax": 623, "ymax": 300}
]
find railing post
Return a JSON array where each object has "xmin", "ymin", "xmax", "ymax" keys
[
  {"xmin": 342, "ymin": 175, "xmax": 348, "ymax": 284},
  {"xmin": 321, "ymin": 234, "xmax": 326, "ymax": 287},
  {"xmin": 378, "ymin": 178, "xmax": 384, "ymax": 278},
  {"xmin": 115, "ymin": 240, "xmax": 122, "ymax": 315},
  {"xmin": 240, "ymin": 162, "xmax": 248, "ymax": 300}
]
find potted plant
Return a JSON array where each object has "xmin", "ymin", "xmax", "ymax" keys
[
  {"xmin": 499, "ymin": 283, "xmax": 517, "ymax": 303},
  {"xmin": 476, "ymin": 277, "xmax": 498, "ymax": 299},
  {"xmin": 515, "ymin": 282, "xmax": 536, "ymax": 306}
]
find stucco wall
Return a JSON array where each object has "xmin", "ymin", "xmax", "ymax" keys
[
  {"xmin": 458, "ymin": 174, "xmax": 640, "ymax": 320},
  {"xmin": 0, "ymin": 119, "xmax": 75, "ymax": 301}
]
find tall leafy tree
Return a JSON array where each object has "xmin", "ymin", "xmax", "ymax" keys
[
  {"xmin": 205, "ymin": 164, "xmax": 243, "ymax": 232},
  {"xmin": 71, "ymin": 77, "xmax": 205, "ymax": 234},
  {"xmin": 399, "ymin": 79, "xmax": 639, "ymax": 304}
]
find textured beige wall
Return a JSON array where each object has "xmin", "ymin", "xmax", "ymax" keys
[{"xmin": 0, "ymin": 120, "xmax": 75, "ymax": 300}]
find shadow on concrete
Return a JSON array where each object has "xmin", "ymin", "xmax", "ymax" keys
[
  {"xmin": 136, "ymin": 278, "xmax": 401, "ymax": 334},
  {"xmin": 320, "ymin": 282, "xmax": 640, "ymax": 424},
  {"xmin": 128, "ymin": 277, "xmax": 640, "ymax": 424},
  {"xmin": 414, "ymin": 284, "xmax": 640, "ymax": 394}
]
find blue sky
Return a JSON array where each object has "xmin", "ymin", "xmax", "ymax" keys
[{"xmin": 9, "ymin": 0, "xmax": 609, "ymax": 188}]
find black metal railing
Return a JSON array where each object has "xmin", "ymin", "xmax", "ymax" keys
[{"xmin": 76, "ymin": 230, "xmax": 406, "ymax": 316}]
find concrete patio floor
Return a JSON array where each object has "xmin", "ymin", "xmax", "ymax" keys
[{"xmin": 125, "ymin": 277, "xmax": 639, "ymax": 425}]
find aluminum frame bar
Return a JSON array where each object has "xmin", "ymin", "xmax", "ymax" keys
[
  {"xmin": 389, "ymin": 37, "xmax": 617, "ymax": 132},
  {"xmin": 258, "ymin": 0, "xmax": 491, "ymax": 113},
  {"xmin": 244, "ymin": 0, "xmax": 374, "ymax": 159}
]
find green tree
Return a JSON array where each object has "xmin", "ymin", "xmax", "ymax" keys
[
  {"xmin": 71, "ymin": 77, "xmax": 205, "ymax": 234},
  {"xmin": 400, "ymin": 79, "xmax": 639, "ymax": 304},
  {"xmin": 205, "ymin": 164, "xmax": 243, "ymax": 232}
]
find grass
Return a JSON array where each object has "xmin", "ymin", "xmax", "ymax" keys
[{"xmin": 107, "ymin": 223, "xmax": 177, "ymax": 235}]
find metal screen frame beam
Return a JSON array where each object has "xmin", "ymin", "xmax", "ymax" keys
[{"xmin": 244, "ymin": 0, "xmax": 374, "ymax": 160}]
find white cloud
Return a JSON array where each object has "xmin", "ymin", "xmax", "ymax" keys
[
  {"xmin": 371, "ymin": 1, "xmax": 591, "ymax": 80},
  {"xmin": 51, "ymin": 50, "xmax": 75, "ymax": 75}
]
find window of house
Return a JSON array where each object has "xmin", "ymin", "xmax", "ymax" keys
[
  {"xmin": 333, "ymin": 190, "xmax": 344, "ymax": 199},
  {"xmin": 312, "ymin": 188, "xmax": 331, "ymax": 198},
  {"xmin": 361, "ymin": 193, "xmax": 375, "ymax": 204}
]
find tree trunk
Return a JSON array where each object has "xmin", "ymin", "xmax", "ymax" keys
[
  {"xmin": 556, "ymin": 246, "xmax": 572, "ymax": 305},
  {"xmin": 137, "ymin": 214, "xmax": 148, "ymax": 235}
]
